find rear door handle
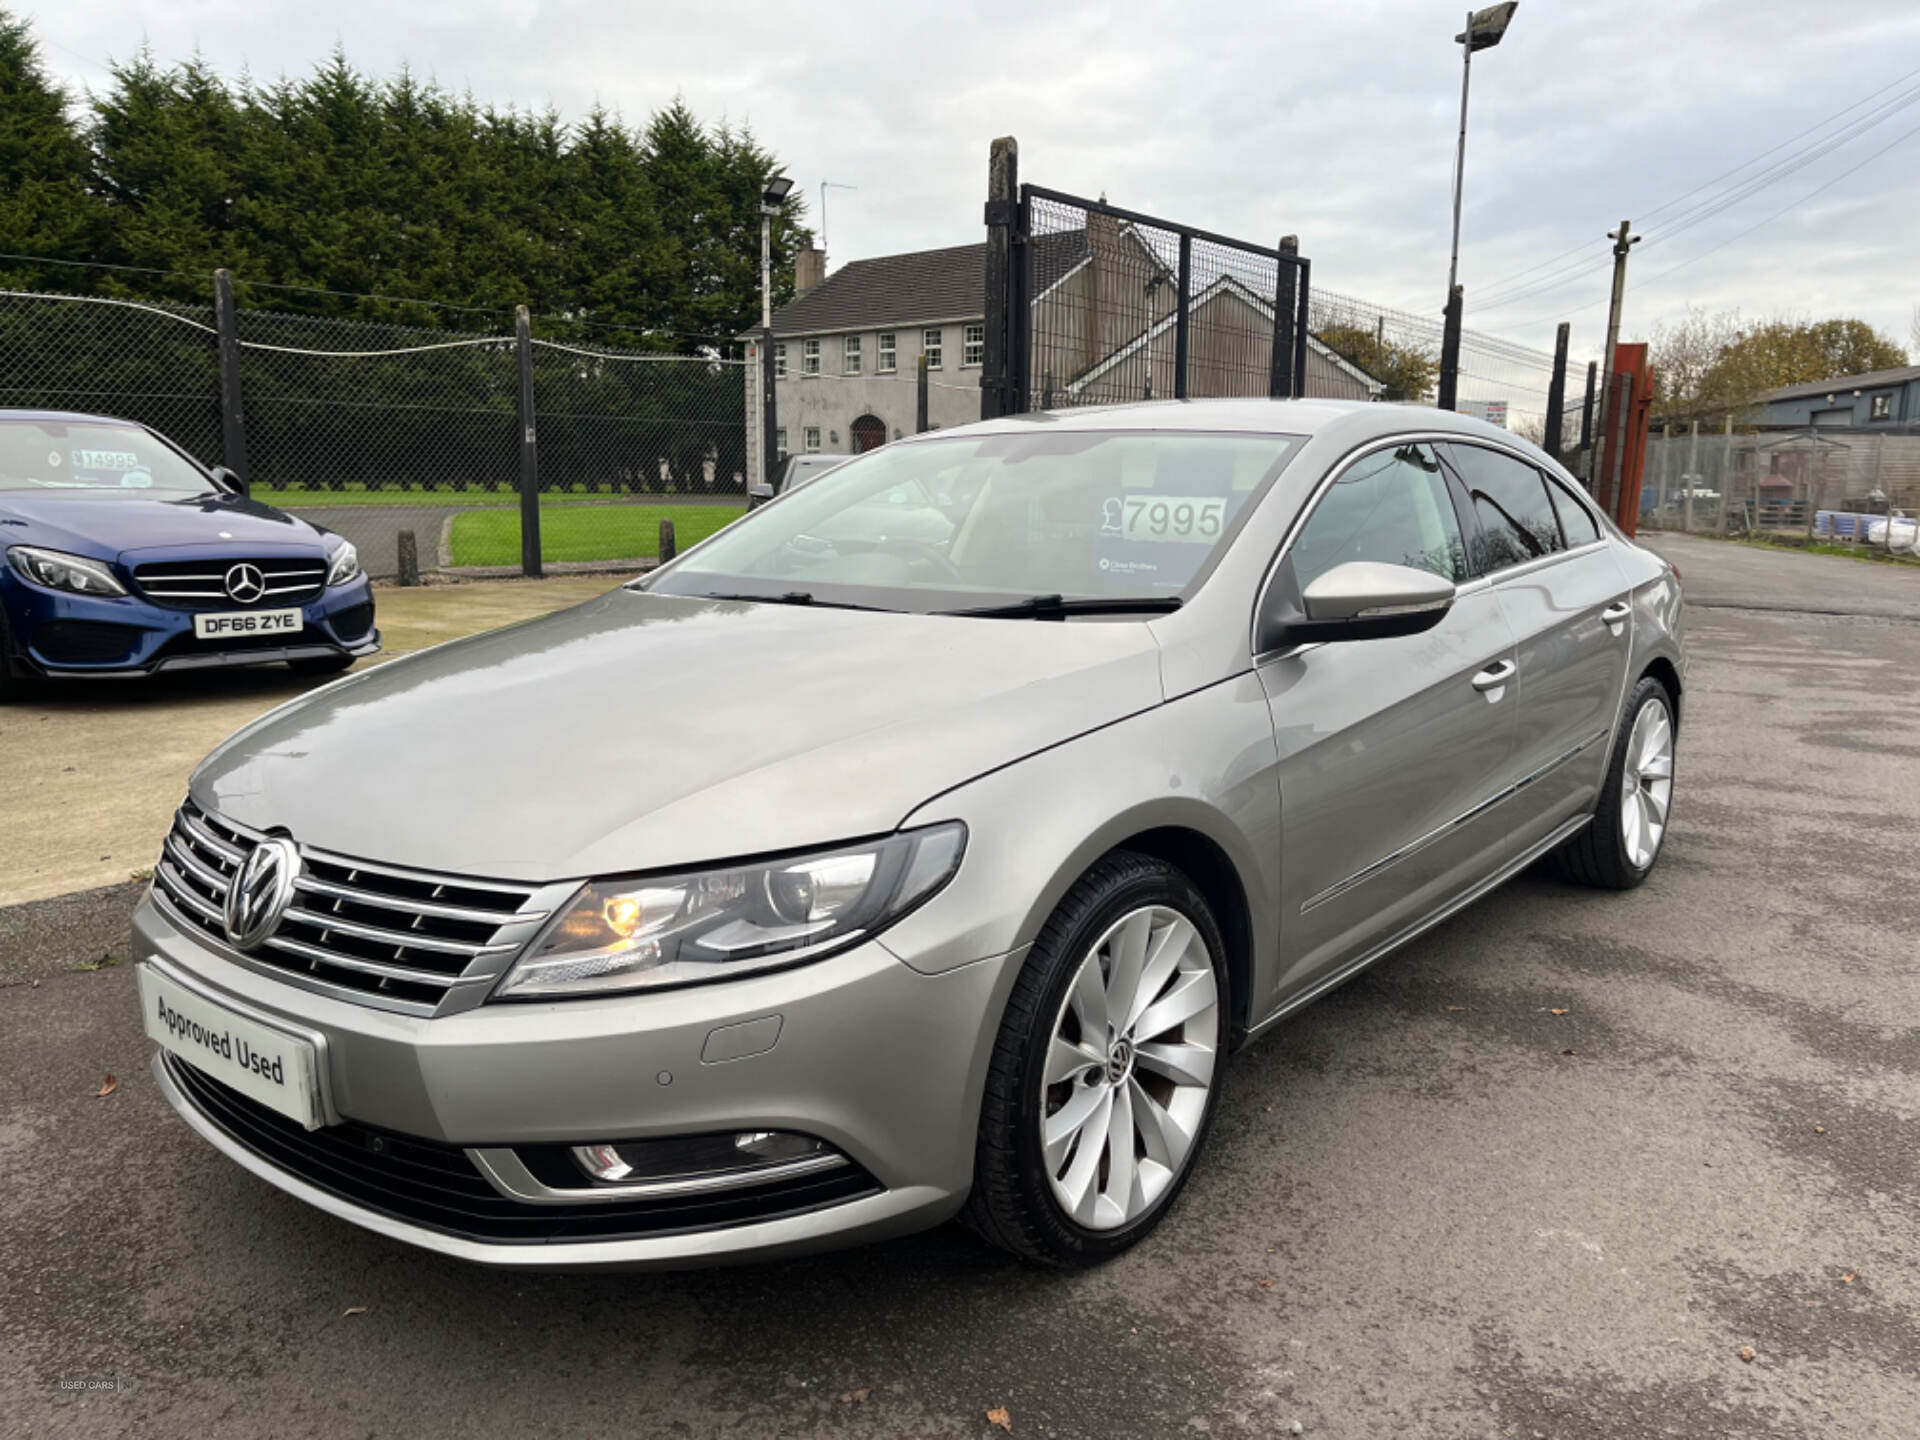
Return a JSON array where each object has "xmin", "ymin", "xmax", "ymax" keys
[
  {"xmin": 1601, "ymin": 600, "xmax": 1631, "ymax": 635},
  {"xmin": 1472, "ymin": 659, "xmax": 1516, "ymax": 699}
]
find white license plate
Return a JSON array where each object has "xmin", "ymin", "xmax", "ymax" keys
[
  {"xmin": 193, "ymin": 608, "xmax": 302, "ymax": 641},
  {"xmin": 139, "ymin": 964, "xmax": 325, "ymax": 1129}
]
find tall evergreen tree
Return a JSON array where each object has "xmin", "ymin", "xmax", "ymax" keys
[{"xmin": 0, "ymin": 11, "xmax": 101, "ymax": 286}]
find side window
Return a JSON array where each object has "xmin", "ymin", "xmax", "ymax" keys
[
  {"xmin": 1443, "ymin": 443, "xmax": 1564, "ymax": 573},
  {"xmin": 1545, "ymin": 474, "xmax": 1598, "ymax": 547},
  {"xmin": 1289, "ymin": 442, "xmax": 1467, "ymax": 591}
]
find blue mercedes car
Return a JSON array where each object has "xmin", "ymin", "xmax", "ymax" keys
[{"xmin": 0, "ymin": 411, "xmax": 378, "ymax": 697}]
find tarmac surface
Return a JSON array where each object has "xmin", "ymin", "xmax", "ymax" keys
[{"xmin": 4, "ymin": 534, "xmax": 1919, "ymax": 1438}]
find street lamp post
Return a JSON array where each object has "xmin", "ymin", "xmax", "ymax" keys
[
  {"xmin": 759, "ymin": 174, "xmax": 793, "ymax": 330},
  {"xmin": 1439, "ymin": 2, "xmax": 1517, "ymax": 413}
]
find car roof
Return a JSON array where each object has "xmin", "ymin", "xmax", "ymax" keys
[
  {"xmin": 912, "ymin": 397, "xmax": 1552, "ymax": 462},
  {"xmin": 0, "ymin": 408, "xmax": 142, "ymax": 426}
]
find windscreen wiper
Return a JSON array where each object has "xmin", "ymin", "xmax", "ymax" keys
[
  {"xmin": 943, "ymin": 593, "xmax": 1184, "ymax": 619},
  {"xmin": 698, "ymin": 590, "xmax": 896, "ymax": 612}
]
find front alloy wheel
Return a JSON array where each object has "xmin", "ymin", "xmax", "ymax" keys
[
  {"xmin": 965, "ymin": 851, "xmax": 1229, "ymax": 1266},
  {"xmin": 1041, "ymin": 905, "xmax": 1219, "ymax": 1230}
]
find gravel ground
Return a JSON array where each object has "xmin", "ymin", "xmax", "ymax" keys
[{"xmin": 4, "ymin": 538, "xmax": 1918, "ymax": 1438}]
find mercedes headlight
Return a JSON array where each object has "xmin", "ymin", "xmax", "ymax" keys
[
  {"xmin": 494, "ymin": 823, "xmax": 966, "ymax": 1000},
  {"xmin": 6, "ymin": 545, "xmax": 127, "ymax": 596},
  {"xmin": 324, "ymin": 541, "xmax": 362, "ymax": 586}
]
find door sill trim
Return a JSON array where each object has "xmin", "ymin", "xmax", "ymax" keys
[{"xmin": 1246, "ymin": 812, "xmax": 1593, "ymax": 1042}]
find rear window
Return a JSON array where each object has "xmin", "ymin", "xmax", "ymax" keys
[
  {"xmin": 1546, "ymin": 475, "xmax": 1599, "ymax": 546},
  {"xmin": 1443, "ymin": 442, "xmax": 1563, "ymax": 574},
  {"xmin": 0, "ymin": 421, "xmax": 213, "ymax": 494}
]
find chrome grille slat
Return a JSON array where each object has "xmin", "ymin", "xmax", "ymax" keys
[
  {"xmin": 177, "ymin": 808, "xmax": 246, "ymax": 864},
  {"xmin": 263, "ymin": 934, "xmax": 480, "ymax": 986},
  {"xmin": 163, "ymin": 831, "xmax": 230, "ymax": 894},
  {"xmin": 292, "ymin": 874, "xmax": 541, "ymax": 926},
  {"xmin": 280, "ymin": 906, "xmax": 511, "ymax": 957},
  {"xmin": 154, "ymin": 798, "xmax": 549, "ymax": 1013}
]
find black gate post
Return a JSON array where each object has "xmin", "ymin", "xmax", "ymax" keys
[
  {"xmin": 1173, "ymin": 233, "xmax": 1192, "ymax": 400},
  {"xmin": 1437, "ymin": 284, "xmax": 1463, "ymax": 412},
  {"xmin": 761, "ymin": 325, "xmax": 778, "ymax": 487},
  {"xmin": 1291, "ymin": 253, "xmax": 1310, "ymax": 399},
  {"xmin": 515, "ymin": 305, "xmax": 542, "ymax": 577},
  {"xmin": 1270, "ymin": 236, "xmax": 1299, "ymax": 399},
  {"xmin": 981, "ymin": 136, "xmax": 1019, "ymax": 420},
  {"xmin": 916, "ymin": 352, "xmax": 930, "ymax": 433},
  {"xmin": 212, "ymin": 269, "xmax": 249, "ymax": 485},
  {"xmin": 1543, "ymin": 320, "xmax": 1570, "ymax": 457},
  {"xmin": 1578, "ymin": 360, "xmax": 1598, "ymax": 483}
]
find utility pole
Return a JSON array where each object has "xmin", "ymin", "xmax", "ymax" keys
[
  {"xmin": 819, "ymin": 181, "xmax": 858, "ymax": 266},
  {"xmin": 1598, "ymin": 219, "xmax": 1639, "ymax": 458}
]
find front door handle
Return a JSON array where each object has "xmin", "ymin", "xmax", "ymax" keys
[
  {"xmin": 1601, "ymin": 600, "xmax": 1631, "ymax": 635},
  {"xmin": 1471, "ymin": 659, "xmax": 1516, "ymax": 700}
]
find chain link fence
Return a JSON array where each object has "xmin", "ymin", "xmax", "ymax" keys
[
  {"xmin": 1637, "ymin": 425, "xmax": 1920, "ymax": 542},
  {"xmin": 0, "ymin": 287, "xmax": 747, "ymax": 578}
]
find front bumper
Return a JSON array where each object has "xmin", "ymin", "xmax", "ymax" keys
[
  {"xmin": 134, "ymin": 897, "xmax": 1020, "ymax": 1268},
  {"xmin": 0, "ymin": 569, "xmax": 378, "ymax": 678}
]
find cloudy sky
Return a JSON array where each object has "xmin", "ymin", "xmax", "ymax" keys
[{"xmin": 23, "ymin": 0, "xmax": 1920, "ymax": 369}]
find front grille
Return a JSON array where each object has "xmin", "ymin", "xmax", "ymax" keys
[
  {"xmin": 152, "ymin": 798, "xmax": 553, "ymax": 1013},
  {"xmin": 33, "ymin": 618, "xmax": 141, "ymax": 663},
  {"xmin": 329, "ymin": 601, "xmax": 375, "ymax": 641},
  {"xmin": 134, "ymin": 556, "xmax": 328, "ymax": 609},
  {"xmin": 166, "ymin": 1055, "xmax": 882, "ymax": 1244}
]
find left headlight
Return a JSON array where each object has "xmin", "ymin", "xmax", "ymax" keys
[
  {"xmin": 493, "ymin": 822, "xmax": 967, "ymax": 1000},
  {"xmin": 6, "ymin": 545, "xmax": 127, "ymax": 596},
  {"xmin": 324, "ymin": 541, "xmax": 361, "ymax": 586}
]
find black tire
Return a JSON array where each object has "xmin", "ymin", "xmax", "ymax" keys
[
  {"xmin": 287, "ymin": 652, "xmax": 356, "ymax": 678},
  {"xmin": 963, "ymin": 850, "xmax": 1230, "ymax": 1267},
  {"xmin": 1551, "ymin": 673, "xmax": 1676, "ymax": 890}
]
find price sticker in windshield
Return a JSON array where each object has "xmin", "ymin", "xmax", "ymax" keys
[{"xmin": 1117, "ymin": 496, "xmax": 1227, "ymax": 544}]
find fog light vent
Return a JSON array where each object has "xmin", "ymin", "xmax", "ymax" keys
[{"xmin": 567, "ymin": 1130, "xmax": 834, "ymax": 1186}]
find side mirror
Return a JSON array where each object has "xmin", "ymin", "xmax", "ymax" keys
[
  {"xmin": 210, "ymin": 465, "xmax": 248, "ymax": 498},
  {"xmin": 746, "ymin": 483, "xmax": 775, "ymax": 510},
  {"xmin": 1257, "ymin": 560, "xmax": 1455, "ymax": 652}
]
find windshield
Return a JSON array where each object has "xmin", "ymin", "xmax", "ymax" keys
[
  {"xmin": 653, "ymin": 429, "xmax": 1299, "ymax": 610},
  {"xmin": 0, "ymin": 420, "xmax": 216, "ymax": 495}
]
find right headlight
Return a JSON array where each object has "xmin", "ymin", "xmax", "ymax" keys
[{"xmin": 493, "ymin": 823, "xmax": 966, "ymax": 1000}]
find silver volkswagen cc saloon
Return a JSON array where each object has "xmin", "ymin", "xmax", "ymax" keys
[{"xmin": 135, "ymin": 399, "xmax": 1684, "ymax": 1269}]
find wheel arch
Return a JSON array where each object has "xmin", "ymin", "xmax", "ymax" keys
[
  {"xmin": 1105, "ymin": 825, "xmax": 1256, "ymax": 1046},
  {"xmin": 1640, "ymin": 654, "xmax": 1683, "ymax": 726}
]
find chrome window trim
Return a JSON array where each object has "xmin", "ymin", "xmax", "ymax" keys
[
  {"xmin": 468, "ymin": 1147, "xmax": 852, "ymax": 1206},
  {"xmin": 1485, "ymin": 536, "xmax": 1611, "ymax": 586},
  {"xmin": 1299, "ymin": 727, "xmax": 1609, "ymax": 913}
]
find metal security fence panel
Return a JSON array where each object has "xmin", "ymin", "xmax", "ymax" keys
[
  {"xmin": 1011, "ymin": 185, "xmax": 1310, "ymax": 414},
  {"xmin": 1638, "ymin": 428, "xmax": 1920, "ymax": 538},
  {"xmin": 528, "ymin": 339, "xmax": 747, "ymax": 497},
  {"xmin": 0, "ymin": 291, "xmax": 223, "ymax": 464}
]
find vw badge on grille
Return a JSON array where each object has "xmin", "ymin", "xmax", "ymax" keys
[
  {"xmin": 224, "ymin": 562, "xmax": 267, "ymax": 604},
  {"xmin": 224, "ymin": 836, "xmax": 300, "ymax": 950}
]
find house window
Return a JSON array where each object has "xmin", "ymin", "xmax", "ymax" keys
[
  {"xmin": 878, "ymin": 333, "xmax": 897, "ymax": 373},
  {"xmin": 803, "ymin": 338, "xmax": 820, "ymax": 375},
  {"xmin": 1871, "ymin": 393, "xmax": 1893, "ymax": 421},
  {"xmin": 774, "ymin": 343, "xmax": 787, "ymax": 380},
  {"xmin": 923, "ymin": 328, "xmax": 943, "ymax": 370},
  {"xmin": 804, "ymin": 426, "xmax": 821, "ymax": 453},
  {"xmin": 844, "ymin": 335, "xmax": 862, "ymax": 375},
  {"xmin": 775, "ymin": 428, "xmax": 787, "ymax": 458},
  {"xmin": 963, "ymin": 323, "xmax": 985, "ymax": 367}
]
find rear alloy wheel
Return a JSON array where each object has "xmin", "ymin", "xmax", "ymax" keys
[
  {"xmin": 964, "ymin": 852, "xmax": 1228, "ymax": 1266},
  {"xmin": 1552, "ymin": 674, "xmax": 1676, "ymax": 889}
]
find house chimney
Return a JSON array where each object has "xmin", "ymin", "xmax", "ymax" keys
[{"xmin": 794, "ymin": 246, "xmax": 826, "ymax": 296}]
